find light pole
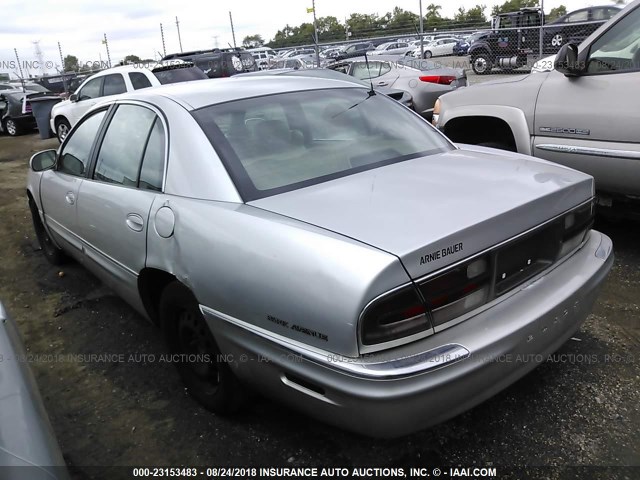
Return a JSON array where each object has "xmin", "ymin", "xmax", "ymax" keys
[
  {"xmin": 176, "ymin": 16, "xmax": 183, "ymax": 53},
  {"xmin": 538, "ymin": 0, "xmax": 545, "ymax": 59},
  {"xmin": 312, "ymin": 0, "xmax": 320, "ymax": 66},
  {"xmin": 102, "ymin": 33, "xmax": 111, "ymax": 68},
  {"xmin": 419, "ymin": 0, "xmax": 424, "ymax": 59}
]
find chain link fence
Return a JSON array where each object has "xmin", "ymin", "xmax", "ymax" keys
[{"xmin": 275, "ymin": 14, "xmax": 613, "ymax": 74}]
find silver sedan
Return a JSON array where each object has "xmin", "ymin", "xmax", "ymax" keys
[
  {"xmin": 27, "ymin": 76, "xmax": 612, "ymax": 437},
  {"xmin": 327, "ymin": 55, "xmax": 466, "ymax": 119}
]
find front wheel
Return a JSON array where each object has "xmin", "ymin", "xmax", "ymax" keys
[
  {"xmin": 160, "ymin": 282, "xmax": 245, "ymax": 414},
  {"xmin": 29, "ymin": 199, "xmax": 67, "ymax": 265},
  {"xmin": 551, "ymin": 33, "xmax": 564, "ymax": 49},
  {"xmin": 471, "ymin": 53, "xmax": 492, "ymax": 75},
  {"xmin": 55, "ymin": 118, "xmax": 71, "ymax": 143},
  {"xmin": 423, "ymin": 50, "xmax": 433, "ymax": 59}
]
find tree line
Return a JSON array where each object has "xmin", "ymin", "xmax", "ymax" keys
[{"xmin": 251, "ymin": 0, "xmax": 571, "ymax": 49}]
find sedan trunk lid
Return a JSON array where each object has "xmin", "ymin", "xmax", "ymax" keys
[{"xmin": 249, "ymin": 146, "xmax": 593, "ymax": 279}]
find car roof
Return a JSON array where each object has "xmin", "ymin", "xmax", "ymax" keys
[{"xmin": 110, "ymin": 75, "xmax": 363, "ymax": 110}]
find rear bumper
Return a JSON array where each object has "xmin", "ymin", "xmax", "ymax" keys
[{"xmin": 202, "ymin": 230, "xmax": 613, "ymax": 437}]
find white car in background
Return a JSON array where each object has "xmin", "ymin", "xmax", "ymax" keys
[
  {"xmin": 49, "ymin": 61, "xmax": 207, "ymax": 142},
  {"xmin": 413, "ymin": 37, "xmax": 459, "ymax": 58},
  {"xmin": 369, "ymin": 41, "xmax": 413, "ymax": 56}
]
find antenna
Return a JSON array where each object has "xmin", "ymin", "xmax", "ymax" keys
[
  {"xmin": 363, "ymin": 52, "xmax": 376, "ymax": 97},
  {"xmin": 229, "ymin": 11, "xmax": 237, "ymax": 49}
]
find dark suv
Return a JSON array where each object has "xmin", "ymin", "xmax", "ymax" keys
[
  {"xmin": 329, "ymin": 43, "xmax": 375, "ymax": 61},
  {"xmin": 162, "ymin": 48, "xmax": 258, "ymax": 78}
]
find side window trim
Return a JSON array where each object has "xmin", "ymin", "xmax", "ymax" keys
[
  {"xmin": 86, "ymin": 100, "xmax": 169, "ymax": 192},
  {"xmin": 56, "ymin": 105, "xmax": 112, "ymax": 178},
  {"xmin": 134, "ymin": 117, "xmax": 159, "ymax": 188}
]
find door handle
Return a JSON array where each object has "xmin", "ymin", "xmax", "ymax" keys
[
  {"xmin": 377, "ymin": 81, "xmax": 389, "ymax": 86},
  {"xmin": 126, "ymin": 213, "xmax": 144, "ymax": 232},
  {"xmin": 65, "ymin": 192, "xmax": 75, "ymax": 205}
]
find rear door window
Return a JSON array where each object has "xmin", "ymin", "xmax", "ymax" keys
[
  {"xmin": 129, "ymin": 72, "xmax": 153, "ymax": 90},
  {"xmin": 93, "ymin": 105, "xmax": 157, "ymax": 186},
  {"xmin": 102, "ymin": 74, "xmax": 127, "ymax": 96}
]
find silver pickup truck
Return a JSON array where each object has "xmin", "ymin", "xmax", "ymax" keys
[{"xmin": 434, "ymin": 0, "xmax": 640, "ymax": 219}]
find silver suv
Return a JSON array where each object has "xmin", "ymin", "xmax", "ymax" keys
[{"xmin": 435, "ymin": 0, "xmax": 640, "ymax": 218}]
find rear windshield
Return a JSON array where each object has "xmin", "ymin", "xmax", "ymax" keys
[
  {"xmin": 153, "ymin": 66, "xmax": 207, "ymax": 84},
  {"xmin": 193, "ymin": 88, "xmax": 452, "ymax": 201}
]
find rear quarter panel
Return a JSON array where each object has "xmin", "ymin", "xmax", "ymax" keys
[{"xmin": 145, "ymin": 197, "xmax": 410, "ymax": 357}]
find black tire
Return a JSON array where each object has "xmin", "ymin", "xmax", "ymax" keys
[
  {"xmin": 29, "ymin": 199, "xmax": 68, "ymax": 265},
  {"xmin": 3, "ymin": 118, "xmax": 21, "ymax": 136},
  {"xmin": 478, "ymin": 141, "xmax": 514, "ymax": 152},
  {"xmin": 423, "ymin": 50, "xmax": 433, "ymax": 59},
  {"xmin": 159, "ymin": 281, "xmax": 245, "ymax": 414},
  {"xmin": 55, "ymin": 118, "xmax": 71, "ymax": 143},
  {"xmin": 471, "ymin": 53, "xmax": 492, "ymax": 75}
]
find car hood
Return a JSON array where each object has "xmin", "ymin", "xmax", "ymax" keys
[
  {"xmin": 250, "ymin": 145, "xmax": 592, "ymax": 279},
  {"xmin": 51, "ymin": 99, "xmax": 71, "ymax": 113}
]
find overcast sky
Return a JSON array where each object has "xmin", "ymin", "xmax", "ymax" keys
[{"xmin": 0, "ymin": 0, "xmax": 621, "ymax": 77}]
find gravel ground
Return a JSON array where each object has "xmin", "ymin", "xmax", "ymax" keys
[{"xmin": 0, "ymin": 133, "xmax": 638, "ymax": 480}]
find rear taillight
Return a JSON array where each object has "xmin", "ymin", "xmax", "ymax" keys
[
  {"xmin": 360, "ymin": 201, "xmax": 593, "ymax": 347},
  {"xmin": 360, "ymin": 286, "xmax": 429, "ymax": 345},
  {"xmin": 418, "ymin": 256, "xmax": 491, "ymax": 327},
  {"xmin": 419, "ymin": 75, "xmax": 457, "ymax": 85}
]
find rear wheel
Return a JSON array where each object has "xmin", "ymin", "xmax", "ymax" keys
[
  {"xmin": 160, "ymin": 282, "xmax": 245, "ymax": 414},
  {"xmin": 3, "ymin": 118, "xmax": 21, "ymax": 136},
  {"xmin": 472, "ymin": 53, "xmax": 492, "ymax": 75},
  {"xmin": 55, "ymin": 118, "xmax": 71, "ymax": 143},
  {"xmin": 29, "ymin": 199, "xmax": 67, "ymax": 265}
]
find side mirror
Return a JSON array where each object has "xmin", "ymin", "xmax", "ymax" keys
[
  {"xmin": 554, "ymin": 43, "xmax": 583, "ymax": 76},
  {"xmin": 69, "ymin": 93, "xmax": 78, "ymax": 102},
  {"xmin": 30, "ymin": 149, "xmax": 57, "ymax": 172}
]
